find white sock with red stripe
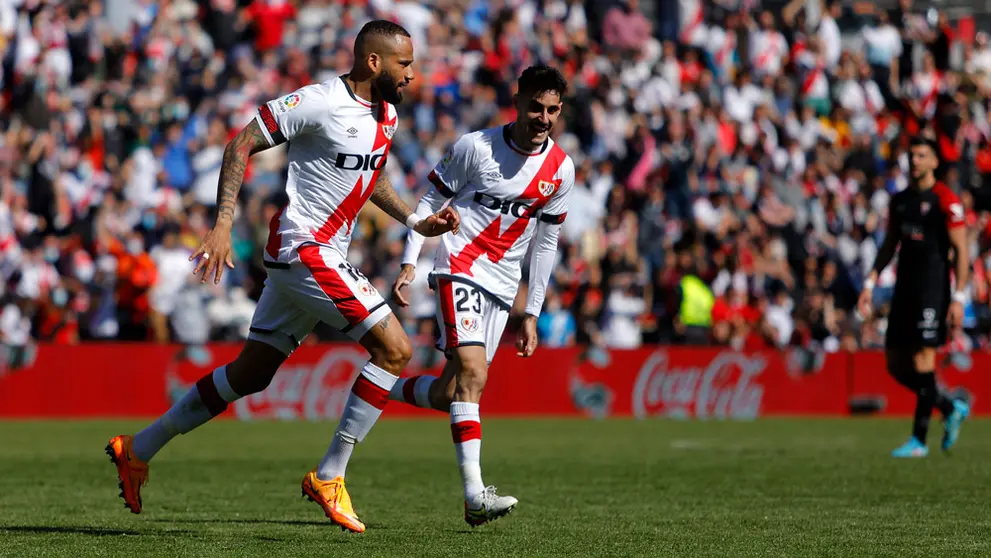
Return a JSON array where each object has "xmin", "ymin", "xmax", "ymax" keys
[
  {"xmin": 133, "ymin": 366, "xmax": 240, "ymax": 462},
  {"xmin": 317, "ymin": 362, "xmax": 397, "ymax": 481},
  {"xmin": 389, "ymin": 375, "xmax": 437, "ymax": 409},
  {"xmin": 450, "ymin": 401, "xmax": 485, "ymax": 501}
]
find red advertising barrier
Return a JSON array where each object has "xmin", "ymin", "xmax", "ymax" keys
[
  {"xmin": 0, "ymin": 344, "xmax": 987, "ymax": 419},
  {"xmin": 848, "ymin": 351, "xmax": 990, "ymax": 416},
  {"xmin": 563, "ymin": 348, "xmax": 847, "ymax": 418}
]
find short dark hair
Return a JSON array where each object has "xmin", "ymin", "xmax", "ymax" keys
[
  {"xmin": 517, "ymin": 65, "xmax": 569, "ymax": 99},
  {"xmin": 910, "ymin": 135, "xmax": 940, "ymax": 157},
  {"xmin": 355, "ymin": 20, "xmax": 411, "ymax": 53}
]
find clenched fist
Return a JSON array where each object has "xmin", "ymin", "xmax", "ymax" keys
[{"xmin": 413, "ymin": 206, "xmax": 460, "ymax": 237}]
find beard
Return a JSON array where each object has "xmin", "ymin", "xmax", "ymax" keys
[{"xmin": 374, "ymin": 73, "xmax": 403, "ymax": 104}]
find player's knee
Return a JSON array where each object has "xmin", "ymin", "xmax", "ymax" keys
[
  {"xmin": 226, "ymin": 361, "xmax": 277, "ymax": 396},
  {"xmin": 455, "ymin": 361, "xmax": 487, "ymax": 400},
  {"xmin": 370, "ymin": 336, "xmax": 412, "ymax": 374},
  {"xmin": 227, "ymin": 340, "xmax": 286, "ymax": 396},
  {"xmin": 914, "ymin": 348, "xmax": 936, "ymax": 372}
]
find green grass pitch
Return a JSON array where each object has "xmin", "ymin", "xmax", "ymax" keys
[{"xmin": 1, "ymin": 418, "xmax": 990, "ymax": 557}]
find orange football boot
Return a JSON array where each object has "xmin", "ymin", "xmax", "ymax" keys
[
  {"xmin": 105, "ymin": 435, "xmax": 149, "ymax": 514},
  {"xmin": 301, "ymin": 470, "xmax": 366, "ymax": 533}
]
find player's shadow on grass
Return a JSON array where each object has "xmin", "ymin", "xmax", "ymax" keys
[
  {"xmin": 0, "ymin": 526, "xmax": 144, "ymax": 537},
  {"xmin": 152, "ymin": 518, "xmax": 335, "ymax": 528}
]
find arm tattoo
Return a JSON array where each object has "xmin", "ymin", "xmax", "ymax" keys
[
  {"xmin": 377, "ymin": 314, "xmax": 392, "ymax": 331},
  {"xmin": 216, "ymin": 120, "xmax": 270, "ymax": 227},
  {"xmin": 369, "ymin": 172, "xmax": 414, "ymax": 225}
]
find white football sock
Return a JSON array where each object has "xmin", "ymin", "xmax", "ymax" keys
[
  {"xmin": 318, "ymin": 432, "xmax": 355, "ymax": 481},
  {"xmin": 317, "ymin": 362, "xmax": 397, "ymax": 480},
  {"xmin": 450, "ymin": 401, "xmax": 484, "ymax": 501},
  {"xmin": 132, "ymin": 366, "xmax": 240, "ymax": 462},
  {"xmin": 389, "ymin": 375, "xmax": 436, "ymax": 408}
]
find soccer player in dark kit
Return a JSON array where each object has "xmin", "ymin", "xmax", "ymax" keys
[{"xmin": 858, "ymin": 136, "xmax": 971, "ymax": 458}]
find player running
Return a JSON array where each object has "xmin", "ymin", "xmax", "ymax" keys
[
  {"xmin": 858, "ymin": 136, "xmax": 971, "ymax": 458},
  {"xmin": 389, "ymin": 66, "xmax": 574, "ymax": 525},
  {"xmin": 105, "ymin": 21, "xmax": 460, "ymax": 533}
]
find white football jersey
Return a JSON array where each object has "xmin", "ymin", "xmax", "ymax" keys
[
  {"xmin": 254, "ymin": 77, "xmax": 398, "ymax": 267},
  {"xmin": 424, "ymin": 126, "xmax": 575, "ymax": 308}
]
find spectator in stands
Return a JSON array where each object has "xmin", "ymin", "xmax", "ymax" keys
[{"xmin": 537, "ymin": 289, "xmax": 577, "ymax": 348}]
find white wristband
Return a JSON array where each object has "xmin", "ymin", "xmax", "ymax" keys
[
  {"xmin": 405, "ymin": 213, "xmax": 422, "ymax": 229},
  {"xmin": 863, "ymin": 278, "xmax": 875, "ymax": 291},
  {"xmin": 952, "ymin": 291, "xmax": 967, "ymax": 304}
]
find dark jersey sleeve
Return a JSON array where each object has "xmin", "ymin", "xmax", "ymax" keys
[{"xmin": 886, "ymin": 192, "xmax": 903, "ymax": 239}]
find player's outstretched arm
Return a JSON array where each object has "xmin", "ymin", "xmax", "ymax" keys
[
  {"xmin": 370, "ymin": 173, "xmax": 460, "ymax": 237},
  {"xmin": 190, "ymin": 120, "xmax": 271, "ymax": 284}
]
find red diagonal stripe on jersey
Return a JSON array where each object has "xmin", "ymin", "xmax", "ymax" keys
[
  {"xmin": 518, "ymin": 144, "xmax": 566, "ymax": 205},
  {"xmin": 372, "ymin": 102, "xmax": 397, "ymax": 153},
  {"xmin": 450, "ymin": 216, "xmax": 529, "ymax": 275},
  {"xmin": 451, "ymin": 420, "xmax": 482, "ymax": 443},
  {"xmin": 297, "ymin": 245, "xmax": 370, "ymax": 325},
  {"xmin": 311, "ymin": 109, "xmax": 394, "ymax": 246},
  {"xmin": 449, "ymin": 144, "xmax": 567, "ymax": 276},
  {"xmin": 265, "ymin": 204, "xmax": 286, "ymax": 259},
  {"xmin": 312, "ymin": 175, "xmax": 370, "ymax": 244}
]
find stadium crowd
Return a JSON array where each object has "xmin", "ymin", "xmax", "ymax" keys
[{"xmin": 3, "ymin": 0, "xmax": 991, "ymax": 361}]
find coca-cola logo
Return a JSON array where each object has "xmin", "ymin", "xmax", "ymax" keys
[
  {"xmin": 632, "ymin": 351, "xmax": 766, "ymax": 420},
  {"xmin": 234, "ymin": 348, "xmax": 368, "ymax": 421}
]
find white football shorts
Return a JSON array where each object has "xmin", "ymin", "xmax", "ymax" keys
[
  {"xmin": 433, "ymin": 277, "xmax": 509, "ymax": 364},
  {"xmin": 248, "ymin": 243, "xmax": 391, "ymax": 355}
]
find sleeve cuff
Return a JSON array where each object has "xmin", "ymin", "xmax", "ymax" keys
[
  {"xmin": 428, "ymin": 170, "xmax": 455, "ymax": 198},
  {"xmin": 538, "ymin": 212, "xmax": 567, "ymax": 225},
  {"xmin": 256, "ymin": 104, "xmax": 286, "ymax": 145},
  {"xmin": 254, "ymin": 112, "xmax": 276, "ymax": 146}
]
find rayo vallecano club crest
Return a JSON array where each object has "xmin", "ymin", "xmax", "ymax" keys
[
  {"xmin": 382, "ymin": 123, "xmax": 397, "ymax": 140},
  {"xmin": 460, "ymin": 316, "xmax": 480, "ymax": 333},
  {"xmin": 358, "ymin": 281, "xmax": 377, "ymax": 297},
  {"xmin": 538, "ymin": 180, "xmax": 556, "ymax": 196}
]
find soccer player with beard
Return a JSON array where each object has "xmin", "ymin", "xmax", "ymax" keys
[
  {"xmin": 390, "ymin": 66, "xmax": 574, "ymax": 525},
  {"xmin": 858, "ymin": 136, "xmax": 971, "ymax": 458},
  {"xmin": 105, "ymin": 21, "xmax": 460, "ymax": 533}
]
